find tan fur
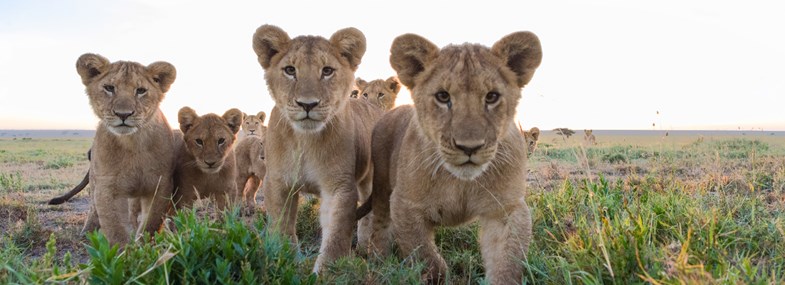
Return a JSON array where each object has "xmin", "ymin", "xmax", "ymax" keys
[
  {"xmin": 75, "ymin": 53, "xmax": 177, "ymax": 245},
  {"xmin": 172, "ymin": 107, "xmax": 243, "ymax": 210},
  {"xmin": 520, "ymin": 125, "xmax": 540, "ymax": 158},
  {"xmin": 367, "ymin": 31, "xmax": 542, "ymax": 284},
  {"xmin": 355, "ymin": 76, "xmax": 401, "ymax": 110},
  {"xmin": 252, "ymin": 24, "xmax": 382, "ymax": 273},
  {"xmin": 584, "ymin": 129, "xmax": 596, "ymax": 146},
  {"xmin": 242, "ymin": 111, "xmax": 267, "ymax": 136},
  {"xmin": 234, "ymin": 132, "xmax": 267, "ymax": 211}
]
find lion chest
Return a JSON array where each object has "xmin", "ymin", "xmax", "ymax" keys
[{"xmin": 91, "ymin": 135, "xmax": 175, "ymax": 197}]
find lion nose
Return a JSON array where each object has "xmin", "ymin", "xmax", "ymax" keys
[
  {"xmin": 296, "ymin": 100, "xmax": 319, "ymax": 112},
  {"xmin": 454, "ymin": 139, "xmax": 484, "ymax": 156},
  {"xmin": 114, "ymin": 110, "xmax": 134, "ymax": 121}
]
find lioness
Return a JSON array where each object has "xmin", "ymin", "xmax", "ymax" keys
[
  {"xmin": 242, "ymin": 111, "xmax": 267, "ymax": 137},
  {"xmin": 252, "ymin": 24, "xmax": 381, "ymax": 272},
  {"xmin": 355, "ymin": 76, "xmax": 401, "ymax": 110},
  {"xmin": 366, "ymin": 31, "xmax": 542, "ymax": 284},
  {"xmin": 172, "ymin": 107, "xmax": 243, "ymax": 210},
  {"xmin": 234, "ymin": 132, "xmax": 267, "ymax": 210},
  {"xmin": 75, "ymin": 53, "xmax": 177, "ymax": 245}
]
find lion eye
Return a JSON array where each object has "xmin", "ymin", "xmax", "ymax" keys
[
  {"xmin": 378, "ymin": 93, "xmax": 385, "ymax": 98},
  {"xmin": 322, "ymin": 67, "xmax": 334, "ymax": 78},
  {"xmin": 103, "ymin": 85, "xmax": 115, "ymax": 94},
  {"xmin": 218, "ymin": 138, "xmax": 225, "ymax": 145},
  {"xmin": 362, "ymin": 93, "xmax": 368, "ymax": 98},
  {"xmin": 485, "ymin": 92, "xmax": 501, "ymax": 104},
  {"xmin": 434, "ymin": 91, "xmax": 451, "ymax": 104},
  {"xmin": 283, "ymin": 66, "xmax": 296, "ymax": 77},
  {"xmin": 136, "ymin": 88, "xmax": 147, "ymax": 96},
  {"xmin": 195, "ymin": 139, "xmax": 204, "ymax": 146}
]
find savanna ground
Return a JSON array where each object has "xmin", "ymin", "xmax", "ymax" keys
[{"xmin": 1, "ymin": 131, "xmax": 784, "ymax": 284}]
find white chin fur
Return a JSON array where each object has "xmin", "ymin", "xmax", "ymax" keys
[
  {"xmin": 107, "ymin": 125, "xmax": 138, "ymax": 136},
  {"xmin": 291, "ymin": 120, "xmax": 326, "ymax": 133},
  {"xmin": 443, "ymin": 163, "xmax": 488, "ymax": 181}
]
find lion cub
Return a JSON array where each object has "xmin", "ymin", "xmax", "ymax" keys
[
  {"xmin": 172, "ymin": 107, "xmax": 243, "ymax": 210},
  {"xmin": 367, "ymin": 32, "xmax": 542, "ymax": 283},
  {"xmin": 355, "ymin": 76, "xmax": 401, "ymax": 110},
  {"xmin": 241, "ymin": 111, "xmax": 267, "ymax": 137},
  {"xmin": 75, "ymin": 53, "xmax": 178, "ymax": 245},
  {"xmin": 521, "ymin": 126, "xmax": 541, "ymax": 158},
  {"xmin": 234, "ymin": 115, "xmax": 267, "ymax": 210},
  {"xmin": 252, "ymin": 24, "xmax": 381, "ymax": 272}
]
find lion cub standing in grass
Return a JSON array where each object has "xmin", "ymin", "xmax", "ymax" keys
[
  {"xmin": 252, "ymin": 24, "xmax": 381, "ymax": 272},
  {"xmin": 234, "ymin": 111, "xmax": 268, "ymax": 211},
  {"xmin": 172, "ymin": 107, "xmax": 243, "ymax": 210},
  {"xmin": 75, "ymin": 53, "xmax": 177, "ymax": 245},
  {"xmin": 366, "ymin": 32, "xmax": 542, "ymax": 284}
]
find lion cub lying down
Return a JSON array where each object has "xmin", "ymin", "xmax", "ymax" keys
[
  {"xmin": 366, "ymin": 31, "xmax": 543, "ymax": 283},
  {"xmin": 74, "ymin": 53, "xmax": 178, "ymax": 245},
  {"xmin": 172, "ymin": 107, "xmax": 243, "ymax": 210}
]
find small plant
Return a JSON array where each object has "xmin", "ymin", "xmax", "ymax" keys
[
  {"xmin": 603, "ymin": 153, "xmax": 628, "ymax": 164},
  {"xmin": 44, "ymin": 156, "xmax": 75, "ymax": 169},
  {"xmin": 0, "ymin": 172, "xmax": 24, "ymax": 192}
]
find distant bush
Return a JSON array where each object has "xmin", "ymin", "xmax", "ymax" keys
[
  {"xmin": 43, "ymin": 156, "xmax": 75, "ymax": 169},
  {"xmin": 0, "ymin": 172, "xmax": 24, "ymax": 192}
]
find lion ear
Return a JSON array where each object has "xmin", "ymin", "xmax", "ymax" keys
[
  {"xmin": 256, "ymin": 111, "xmax": 267, "ymax": 124},
  {"xmin": 386, "ymin": 76, "xmax": 401, "ymax": 94},
  {"xmin": 252, "ymin": 24, "xmax": 291, "ymax": 70},
  {"xmin": 330, "ymin": 27, "xmax": 366, "ymax": 71},
  {"xmin": 223, "ymin": 108, "xmax": 244, "ymax": 135},
  {"xmin": 491, "ymin": 31, "xmax": 542, "ymax": 88},
  {"xmin": 530, "ymin": 127, "xmax": 540, "ymax": 141},
  {"xmin": 178, "ymin": 107, "xmax": 199, "ymax": 133},
  {"xmin": 355, "ymin": 78, "xmax": 368, "ymax": 90},
  {"xmin": 389, "ymin": 34, "xmax": 439, "ymax": 90},
  {"xmin": 146, "ymin": 61, "xmax": 177, "ymax": 93},
  {"xmin": 76, "ymin": 53, "xmax": 110, "ymax": 85}
]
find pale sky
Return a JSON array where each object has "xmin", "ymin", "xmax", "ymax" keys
[{"xmin": 1, "ymin": 0, "xmax": 783, "ymax": 131}]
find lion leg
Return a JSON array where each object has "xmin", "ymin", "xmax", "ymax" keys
[
  {"xmin": 368, "ymin": 177, "xmax": 393, "ymax": 257},
  {"xmin": 355, "ymin": 173, "xmax": 373, "ymax": 255},
  {"xmin": 245, "ymin": 176, "xmax": 262, "ymax": 208},
  {"xmin": 82, "ymin": 201, "xmax": 101, "ymax": 234},
  {"xmin": 139, "ymin": 177, "xmax": 173, "ymax": 236},
  {"xmin": 129, "ymin": 198, "xmax": 141, "ymax": 233},
  {"xmin": 262, "ymin": 177, "xmax": 299, "ymax": 243},
  {"xmin": 392, "ymin": 202, "xmax": 447, "ymax": 283},
  {"xmin": 313, "ymin": 183, "xmax": 358, "ymax": 273},
  {"xmin": 93, "ymin": 183, "xmax": 133, "ymax": 245},
  {"xmin": 478, "ymin": 200, "xmax": 532, "ymax": 284},
  {"xmin": 81, "ymin": 184, "xmax": 101, "ymax": 234}
]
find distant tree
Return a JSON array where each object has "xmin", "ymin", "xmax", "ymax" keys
[{"xmin": 553, "ymin": 128, "xmax": 575, "ymax": 138}]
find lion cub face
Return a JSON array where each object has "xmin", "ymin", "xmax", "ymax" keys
[
  {"xmin": 355, "ymin": 76, "xmax": 401, "ymax": 110},
  {"xmin": 76, "ymin": 54, "xmax": 176, "ymax": 136},
  {"xmin": 178, "ymin": 107, "xmax": 243, "ymax": 173},
  {"xmin": 252, "ymin": 25, "xmax": 366, "ymax": 133},
  {"xmin": 391, "ymin": 33, "xmax": 542, "ymax": 180},
  {"xmin": 521, "ymin": 126, "xmax": 540, "ymax": 157},
  {"xmin": 242, "ymin": 111, "xmax": 267, "ymax": 136}
]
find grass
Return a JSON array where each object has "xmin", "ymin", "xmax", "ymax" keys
[{"xmin": 1, "ymin": 135, "xmax": 784, "ymax": 284}]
